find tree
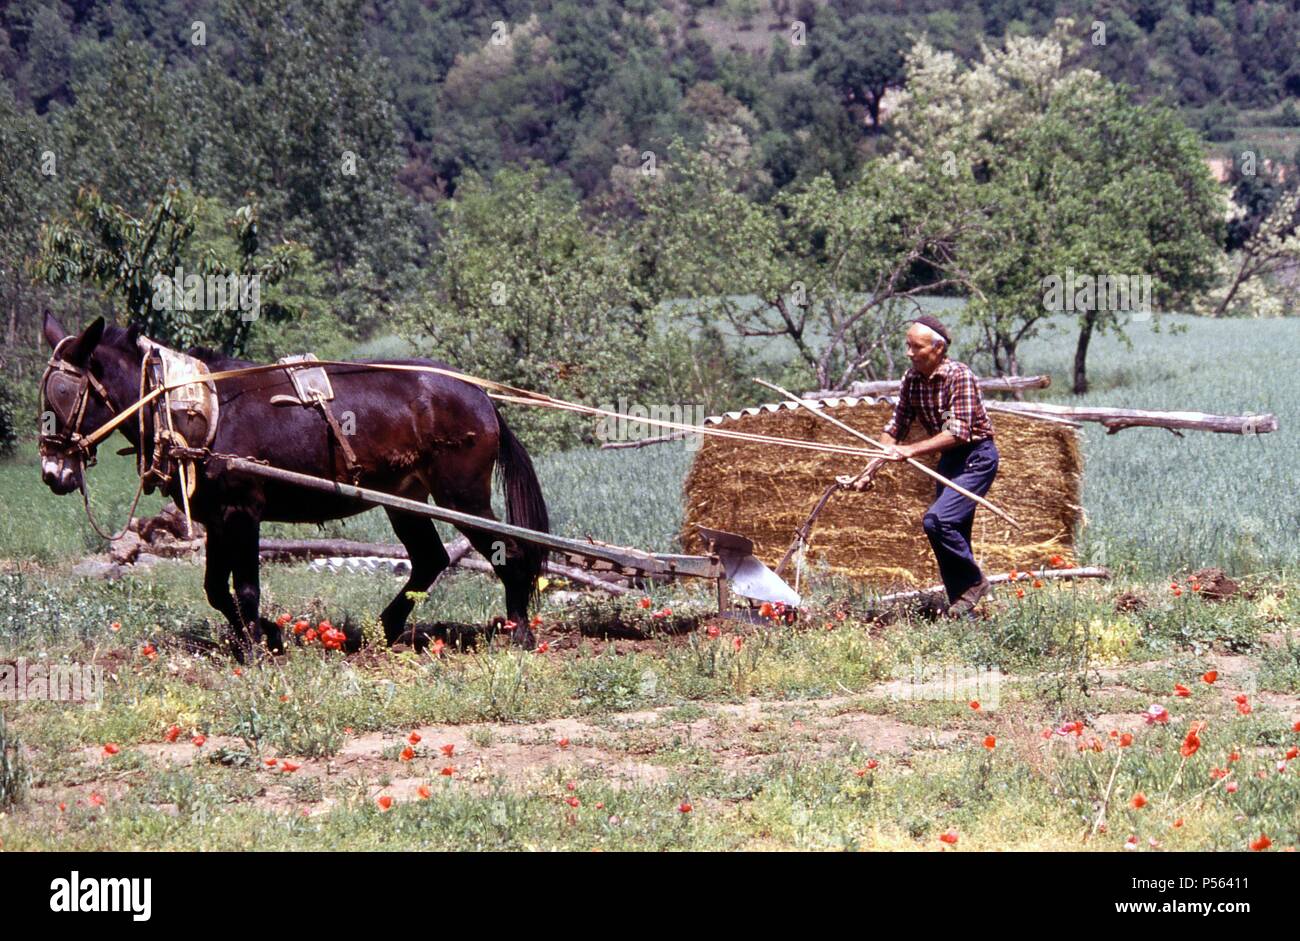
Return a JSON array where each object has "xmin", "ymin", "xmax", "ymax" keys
[
  {"xmin": 810, "ymin": 13, "xmax": 907, "ymax": 131},
  {"xmin": 891, "ymin": 25, "xmax": 1222, "ymax": 394},
  {"xmin": 1197, "ymin": 184, "xmax": 1300, "ymax": 318},
  {"xmin": 403, "ymin": 165, "xmax": 662, "ymax": 452},
  {"xmin": 33, "ymin": 185, "xmax": 308, "ymax": 355},
  {"xmin": 631, "ymin": 145, "xmax": 981, "ymax": 392}
]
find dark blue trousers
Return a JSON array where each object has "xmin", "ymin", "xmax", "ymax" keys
[{"xmin": 922, "ymin": 437, "xmax": 1000, "ymax": 604}]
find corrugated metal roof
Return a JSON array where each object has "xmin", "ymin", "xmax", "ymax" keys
[{"xmin": 702, "ymin": 395, "xmax": 890, "ymax": 427}]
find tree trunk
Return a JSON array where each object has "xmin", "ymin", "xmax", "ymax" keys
[{"xmin": 1073, "ymin": 312, "xmax": 1096, "ymax": 395}]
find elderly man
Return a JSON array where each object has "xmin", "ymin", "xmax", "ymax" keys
[{"xmin": 852, "ymin": 315, "xmax": 999, "ymax": 618}]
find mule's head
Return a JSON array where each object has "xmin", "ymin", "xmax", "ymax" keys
[{"xmin": 38, "ymin": 312, "xmax": 139, "ymax": 495}]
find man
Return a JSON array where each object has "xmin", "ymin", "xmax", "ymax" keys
[{"xmin": 851, "ymin": 315, "xmax": 999, "ymax": 618}]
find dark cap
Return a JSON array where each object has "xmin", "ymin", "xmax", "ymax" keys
[{"xmin": 909, "ymin": 314, "xmax": 950, "ymax": 346}]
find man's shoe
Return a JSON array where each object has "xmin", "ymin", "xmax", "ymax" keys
[{"xmin": 946, "ymin": 577, "xmax": 991, "ymax": 619}]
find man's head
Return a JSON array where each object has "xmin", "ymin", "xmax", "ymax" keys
[{"xmin": 905, "ymin": 315, "xmax": 950, "ymax": 376}]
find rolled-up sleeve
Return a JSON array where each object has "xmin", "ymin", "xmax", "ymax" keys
[
  {"xmin": 941, "ymin": 368, "xmax": 979, "ymax": 442},
  {"xmin": 882, "ymin": 374, "xmax": 913, "ymax": 440}
]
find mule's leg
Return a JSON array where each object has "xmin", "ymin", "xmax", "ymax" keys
[
  {"xmin": 227, "ymin": 514, "xmax": 281, "ymax": 656},
  {"xmin": 203, "ymin": 533, "xmax": 250, "ymax": 662},
  {"xmin": 380, "ymin": 508, "xmax": 451, "ymax": 646},
  {"xmin": 451, "ymin": 511, "xmax": 537, "ymax": 648}
]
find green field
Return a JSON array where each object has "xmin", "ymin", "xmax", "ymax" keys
[{"xmin": 1, "ymin": 314, "xmax": 1298, "ymax": 851}]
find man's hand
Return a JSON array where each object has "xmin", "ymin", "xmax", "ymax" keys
[{"xmin": 880, "ymin": 443, "xmax": 911, "ymax": 462}]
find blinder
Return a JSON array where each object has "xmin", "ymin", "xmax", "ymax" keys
[{"xmin": 39, "ymin": 336, "xmax": 115, "ymax": 465}]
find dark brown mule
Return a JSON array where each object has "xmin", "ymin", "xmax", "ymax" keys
[{"xmin": 38, "ymin": 313, "xmax": 549, "ymax": 660}]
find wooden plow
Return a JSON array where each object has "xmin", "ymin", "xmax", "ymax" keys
[{"xmin": 223, "ymin": 457, "xmax": 801, "ymax": 612}]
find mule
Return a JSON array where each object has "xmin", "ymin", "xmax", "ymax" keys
[{"xmin": 37, "ymin": 313, "xmax": 550, "ymax": 660}]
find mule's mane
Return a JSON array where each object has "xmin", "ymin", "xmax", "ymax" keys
[{"xmin": 185, "ymin": 345, "xmax": 253, "ymax": 369}]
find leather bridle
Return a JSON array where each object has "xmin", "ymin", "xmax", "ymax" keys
[{"xmin": 38, "ymin": 336, "xmax": 117, "ymax": 466}]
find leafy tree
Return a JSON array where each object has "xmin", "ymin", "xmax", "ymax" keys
[
  {"xmin": 404, "ymin": 165, "xmax": 662, "ymax": 452},
  {"xmin": 33, "ymin": 185, "xmax": 309, "ymax": 355},
  {"xmin": 892, "ymin": 25, "xmax": 1221, "ymax": 393},
  {"xmin": 810, "ymin": 12, "xmax": 907, "ymax": 131}
]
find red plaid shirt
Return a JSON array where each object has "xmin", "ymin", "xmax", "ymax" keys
[{"xmin": 882, "ymin": 360, "xmax": 994, "ymax": 443}]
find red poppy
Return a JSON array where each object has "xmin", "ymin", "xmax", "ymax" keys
[
  {"xmin": 440, "ymin": 743, "xmax": 455, "ymax": 757},
  {"xmin": 164, "ymin": 725, "xmax": 180, "ymax": 743},
  {"xmin": 233, "ymin": 667, "xmax": 242, "ymax": 677},
  {"xmin": 1173, "ymin": 818, "xmax": 1184, "ymax": 829},
  {"xmin": 1049, "ymin": 555, "xmax": 1065, "ymax": 567},
  {"xmin": 1251, "ymin": 833, "xmax": 1272, "ymax": 851},
  {"xmin": 1238, "ymin": 702, "xmax": 1252, "ymax": 716},
  {"xmin": 1120, "ymin": 733, "xmax": 1134, "ymax": 747},
  {"xmin": 1210, "ymin": 767, "xmax": 1229, "ymax": 780},
  {"xmin": 1287, "ymin": 747, "xmax": 1299, "ymax": 761},
  {"xmin": 1032, "ymin": 579, "xmax": 1043, "ymax": 589},
  {"xmin": 1293, "ymin": 721, "xmax": 1300, "ymax": 733},
  {"xmin": 264, "ymin": 757, "xmax": 278, "ymax": 768},
  {"xmin": 969, "ymin": 700, "xmax": 980, "ymax": 710},
  {"xmin": 1202, "ymin": 671, "xmax": 1217, "ymax": 684},
  {"xmin": 1131, "ymin": 792, "xmax": 1147, "ymax": 809},
  {"xmin": 293, "ymin": 620, "xmax": 309, "ymax": 635},
  {"xmin": 939, "ymin": 830, "xmax": 958, "ymax": 845},
  {"xmin": 529, "ymin": 615, "xmax": 543, "ymax": 628},
  {"xmin": 58, "ymin": 802, "xmax": 67, "ymax": 813},
  {"xmin": 1180, "ymin": 728, "xmax": 1201, "ymax": 758},
  {"xmin": 1143, "ymin": 704, "xmax": 1169, "ymax": 725},
  {"xmin": 88, "ymin": 792, "xmax": 105, "ymax": 807},
  {"xmin": 1014, "ymin": 588, "xmax": 1025, "ymax": 599},
  {"xmin": 400, "ymin": 746, "xmax": 415, "ymax": 762},
  {"xmin": 430, "ymin": 639, "xmax": 446, "ymax": 656},
  {"xmin": 276, "ymin": 613, "xmax": 291, "ymax": 628},
  {"xmin": 1174, "ymin": 683, "xmax": 1191, "ymax": 698},
  {"xmin": 1228, "ymin": 751, "xmax": 1240, "ymax": 762},
  {"xmin": 280, "ymin": 761, "xmax": 300, "ymax": 773},
  {"xmin": 191, "ymin": 734, "xmax": 206, "ymax": 747},
  {"xmin": 732, "ymin": 636, "xmax": 744, "ymax": 652},
  {"xmin": 535, "ymin": 641, "xmax": 550, "ymax": 654},
  {"xmin": 983, "ymin": 735, "xmax": 996, "ymax": 750},
  {"xmin": 279, "ymin": 694, "xmax": 290, "ymax": 702},
  {"xmin": 638, "ymin": 598, "xmax": 651, "ymax": 609},
  {"xmin": 103, "ymin": 743, "xmax": 119, "ymax": 756},
  {"xmin": 678, "ymin": 802, "xmax": 692, "ymax": 813},
  {"xmin": 417, "ymin": 785, "xmax": 431, "ymax": 800},
  {"xmin": 110, "ymin": 621, "xmax": 121, "ymax": 632},
  {"xmin": 759, "ymin": 602, "xmax": 775, "ymax": 619},
  {"xmin": 303, "ymin": 629, "xmax": 317, "ymax": 643},
  {"xmin": 377, "ymin": 795, "xmax": 393, "ymax": 811},
  {"xmin": 1226, "ymin": 781, "xmax": 1239, "ymax": 793},
  {"xmin": 565, "ymin": 796, "xmax": 580, "ymax": 808},
  {"xmin": 706, "ymin": 625, "xmax": 720, "ymax": 639},
  {"xmin": 141, "ymin": 642, "xmax": 157, "ymax": 659},
  {"xmin": 1234, "ymin": 694, "xmax": 1248, "ymax": 705},
  {"xmin": 440, "ymin": 766, "xmax": 454, "ymax": 776},
  {"xmin": 595, "ymin": 802, "xmax": 604, "ymax": 809}
]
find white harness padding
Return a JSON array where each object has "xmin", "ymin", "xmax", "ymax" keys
[{"xmin": 137, "ymin": 336, "xmax": 220, "ymax": 450}]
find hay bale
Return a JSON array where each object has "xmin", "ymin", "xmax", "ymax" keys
[{"xmin": 681, "ymin": 399, "xmax": 1082, "ymax": 589}]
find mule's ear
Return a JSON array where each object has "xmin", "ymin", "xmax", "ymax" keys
[
  {"xmin": 42, "ymin": 310, "xmax": 68, "ymax": 349},
  {"xmin": 65, "ymin": 316, "xmax": 106, "ymax": 365},
  {"xmin": 125, "ymin": 320, "xmax": 142, "ymax": 347}
]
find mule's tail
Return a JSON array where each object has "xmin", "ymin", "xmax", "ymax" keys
[{"xmin": 493, "ymin": 405, "xmax": 550, "ymax": 607}]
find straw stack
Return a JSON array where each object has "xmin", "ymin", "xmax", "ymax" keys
[{"xmin": 680, "ymin": 399, "xmax": 1082, "ymax": 589}]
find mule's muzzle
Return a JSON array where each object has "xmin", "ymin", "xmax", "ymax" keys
[{"xmin": 40, "ymin": 455, "xmax": 81, "ymax": 495}]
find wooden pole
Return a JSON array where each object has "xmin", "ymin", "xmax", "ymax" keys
[{"xmin": 753, "ymin": 378, "xmax": 1023, "ymax": 530}]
